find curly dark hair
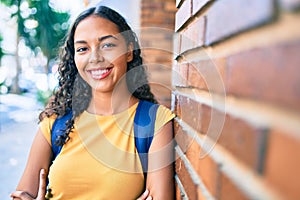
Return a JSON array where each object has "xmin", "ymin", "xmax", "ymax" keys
[{"xmin": 39, "ymin": 5, "xmax": 156, "ymax": 146}]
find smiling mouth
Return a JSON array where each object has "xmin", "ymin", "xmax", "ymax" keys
[{"xmin": 88, "ymin": 67, "xmax": 113, "ymax": 80}]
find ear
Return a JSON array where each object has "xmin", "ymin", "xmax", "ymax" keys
[{"xmin": 126, "ymin": 43, "xmax": 134, "ymax": 62}]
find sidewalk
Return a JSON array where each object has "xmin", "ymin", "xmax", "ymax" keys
[{"xmin": 0, "ymin": 93, "xmax": 42, "ymax": 199}]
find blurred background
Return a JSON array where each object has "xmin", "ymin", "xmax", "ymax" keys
[
  {"xmin": 0, "ymin": 0, "xmax": 85, "ymax": 198},
  {"xmin": 0, "ymin": 0, "xmax": 155, "ymax": 198},
  {"xmin": 1, "ymin": 0, "xmax": 300, "ymax": 199}
]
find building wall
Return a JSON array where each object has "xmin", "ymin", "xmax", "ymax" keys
[
  {"xmin": 173, "ymin": 0, "xmax": 300, "ymax": 200},
  {"xmin": 139, "ymin": 0, "xmax": 176, "ymax": 107}
]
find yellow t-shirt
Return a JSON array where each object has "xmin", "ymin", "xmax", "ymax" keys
[{"xmin": 40, "ymin": 102, "xmax": 175, "ymax": 200}]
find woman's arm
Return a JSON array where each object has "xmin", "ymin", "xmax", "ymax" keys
[
  {"xmin": 145, "ymin": 121, "xmax": 175, "ymax": 200},
  {"xmin": 11, "ymin": 168, "xmax": 47, "ymax": 200},
  {"xmin": 12, "ymin": 128, "xmax": 52, "ymax": 198}
]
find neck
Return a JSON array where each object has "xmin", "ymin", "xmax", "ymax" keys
[{"xmin": 87, "ymin": 85, "xmax": 138, "ymax": 116}]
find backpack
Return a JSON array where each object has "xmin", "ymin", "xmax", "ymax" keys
[{"xmin": 51, "ymin": 100, "xmax": 159, "ymax": 173}]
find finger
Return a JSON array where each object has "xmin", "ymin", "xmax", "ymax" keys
[
  {"xmin": 136, "ymin": 189, "xmax": 149, "ymax": 200},
  {"xmin": 10, "ymin": 191, "xmax": 33, "ymax": 200},
  {"xmin": 36, "ymin": 169, "xmax": 47, "ymax": 200},
  {"xmin": 10, "ymin": 196, "xmax": 20, "ymax": 200},
  {"xmin": 11, "ymin": 197, "xmax": 22, "ymax": 200},
  {"xmin": 11, "ymin": 197, "xmax": 23, "ymax": 200}
]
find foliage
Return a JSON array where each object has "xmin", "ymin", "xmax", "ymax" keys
[
  {"xmin": 0, "ymin": 34, "xmax": 4, "ymax": 61},
  {"xmin": 0, "ymin": 0, "xmax": 70, "ymax": 93},
  {"xmin": 1, "ymin": 0, "xmax": 70, "ymax": 69},
  {"xmin": 23, "ymin": 0, "xmax": 70, "ymax": 63},
  {"xmin": 36, "ymin": 89, "xmax": 52, "ymax": 106}
]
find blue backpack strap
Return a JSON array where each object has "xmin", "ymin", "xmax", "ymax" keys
[
  {"xmin": 134, "ymin": 100, "xmax": 159, "ymax": 174},
  {"xmin": 47, "ymin": 110, "xmax": 72, "ymax": 187},
  {"xmin": 51, "ymin": 110, "xmax": 73, "ymax": 161}
]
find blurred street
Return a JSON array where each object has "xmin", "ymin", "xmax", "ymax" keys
[{"xmin": 0, "ymin": 93, "xmax": 42, "ymax": 199}]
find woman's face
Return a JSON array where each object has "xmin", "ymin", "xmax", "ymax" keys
[{"xmin": 74, "ymin": 16, "xmax": 133, "ymax": 93}]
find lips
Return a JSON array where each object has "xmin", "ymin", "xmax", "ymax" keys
[{"xmin": 88, "ymin": 67, "xmax": 113, "ymax": 80}]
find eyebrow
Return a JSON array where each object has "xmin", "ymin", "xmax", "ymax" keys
[
  {"xmin": 74, "ymin": 35, "xmax": 118, "ymax": 44},
  {"xmin": 99, "ymin": 35, "xmax": 118, "ymax": 42}
]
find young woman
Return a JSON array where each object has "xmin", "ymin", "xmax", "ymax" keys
[{"xmin": 11, "ymin": 5, "xmax": 175, "ymax": 200}]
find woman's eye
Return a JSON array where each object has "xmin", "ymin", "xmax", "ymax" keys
[
  {"xmin": 76, "ymin": 47, "xmax": 88, "ymax": 52},
  {"xmin": 101, "ymin": 43, "xmax": 116, "ymax": 49}
]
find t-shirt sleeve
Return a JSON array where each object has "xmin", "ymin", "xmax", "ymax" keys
[
  {"xmin": 154, "ymin": 105, "xmax": 176, "ymax": 133},
  {"xmin": 39, "ymin": 115, "xmax": 56, "ymax": 146}
]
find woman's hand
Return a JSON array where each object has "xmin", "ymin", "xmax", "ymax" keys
[
  {"xmin": 137, "ymin": 189, "xmax": 152, "ymax": 200},
  {"xmin": 10, "ymin": 169, "xmax": 47, "ymax": 200}
]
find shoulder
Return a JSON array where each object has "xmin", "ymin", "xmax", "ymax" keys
[
  {"xmin": 157, "ymin": 104, "xmax": 175, "ymax": 118},
  {"xmin": 155, "ymin": 104, "xmax": 175, "ymax": 133},
  {"xmin": 39, "ymin": 114, "xmax": 57, "ymax": 145}
]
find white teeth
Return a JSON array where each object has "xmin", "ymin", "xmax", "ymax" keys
[{"xmin": 91, "ymin": 69, "xmax": 109, "ymax": 76}]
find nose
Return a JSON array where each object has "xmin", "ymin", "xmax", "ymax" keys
[{"xmin": 89, "ymin": 48, "xmax": 104, "ymax": 63}]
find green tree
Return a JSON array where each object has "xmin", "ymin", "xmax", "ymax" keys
[
  {"xmin": 1, "ymin": 0, "xmax": 22, "ymax": 93},
  {"xmin": 23, "ymin": 0, "xmax": 70, "ymax": 75},
  {"xmin": 0, "ymin": 0, "xmax": 70, "ymax": 93},
  {"xmin": 0, "ymin": 34, "xmax": 4, "ymax": 65}
]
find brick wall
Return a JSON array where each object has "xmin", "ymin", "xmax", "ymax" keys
[
  {"xmin": 173, "ymin": 0, "xmax": 300, "ymax": 200},
  {"xmin": 139, "ymin": 0, "xmax": 176, "ymax": 107}
]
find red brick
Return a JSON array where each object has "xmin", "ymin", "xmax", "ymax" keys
[
  {"xmin": 141, "ymin": 9, "xmax": 174, "ymax": 26},
  {"xmin": 142, "ymin": 1, "xmax": 164, "ymax": 10},
  {"xmin": 175, "ymin": 0, "xmax": 192, "ymax": 31},
  {"xmin": 142, "ymin": 49, "xmax": 172, "ymax": 63},
  {"xmin": 188, "ymin": 62, "xmax": 208, "ymax": 90},
  {"xmin": 180, "ymin": 16, "xmax": 205, "ymax": 53},
  {"xmin": 174, "ymin": 120, "xmax": 221, "ymax": 198},
  {"xmin": 219, "ymin": 173, "xmax": 250, "ymax": 200},
  {"xmin": 200, "ymin": 104, "xmax": 226, "ymax": 144},
  {"xmin": 174, "ymin": 122, "xmax": 194, "ymax": 153},
  {"xmin": 150, "ymin": 84, "xmax": 172, "ymax": 107},
  {"xmin": 187, "ymin": 139, "xmax": 220, "ymax": 198},
  {"xmin": 196, "ymin": 187, "xmax": 206, "ymax": 200},
  {"xmin": 176, "ymin": 154, "xmax": 198, "ymax": 200},
  {"xmin": 264, "ymin": 130, "xmax": 300, "ymax": 200},
  {"xmin": 205, "ymin": 0, "xmax": 274, "ymax": 45},
  {"xmin": 165, "ymin": 1, "xmax": 178, "ymax": 12},
  {"xmin": 220, "ymin": 115, "xmax": 267, "ymax": 171},
  {"xmin": 173, "ymin": 62, "xmax": 189, "ymax": 87},
  {"xmin": 142, "ymin": 51, "xmax": 172, "ymax": 108},
  {"xmin": 142, "ymin": 18, "xmax": 170, "ymax": 26},
  {"xmin": 174, "ymin": 98, "xmax": 181, "ymax": 120},
  {"xmin": 201, "ymin": 105, "xmax": 267, "ymax": 171},
  {"xmin": 140, "ymin": 57, "xmax": 173, "ymax": 96},
  {"xmin": 175, "ymin": 182, "xmax": 181, "ymax": 200},
  {"xmin": 192, "ymin": 0, "xmax": 212, "ymax": 15},
  {"xmin": 188, "ymin": 58, "xmax": 226, "ymax": 93},
  {"xmin": 141, "ymin": 10, "xmax": 153, "ymax": 18},
  {"xmin": 140, "ymin": 0, "xmax": 176, "ymax": 108},
  {"xmin": 226, "ymin": 41, "xmax": 300, "ymax": 111},
  {"xmin": 279, "ymin": 0, "xmax": 300, "ymax": 10},
  {"xmin": 176, "ymin": 95, "xmax": 202, "ymax": 133},
  {"xmin": 200, "ymin": 104, "xmax": 212, "ymax": 135},
  {"xmin": 157, "ymin": 0, "xmax": 174, "ymax": 2},
  {"xmin": 148, "ymin": 66, "xmax": 172, "ymax": 91}
]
